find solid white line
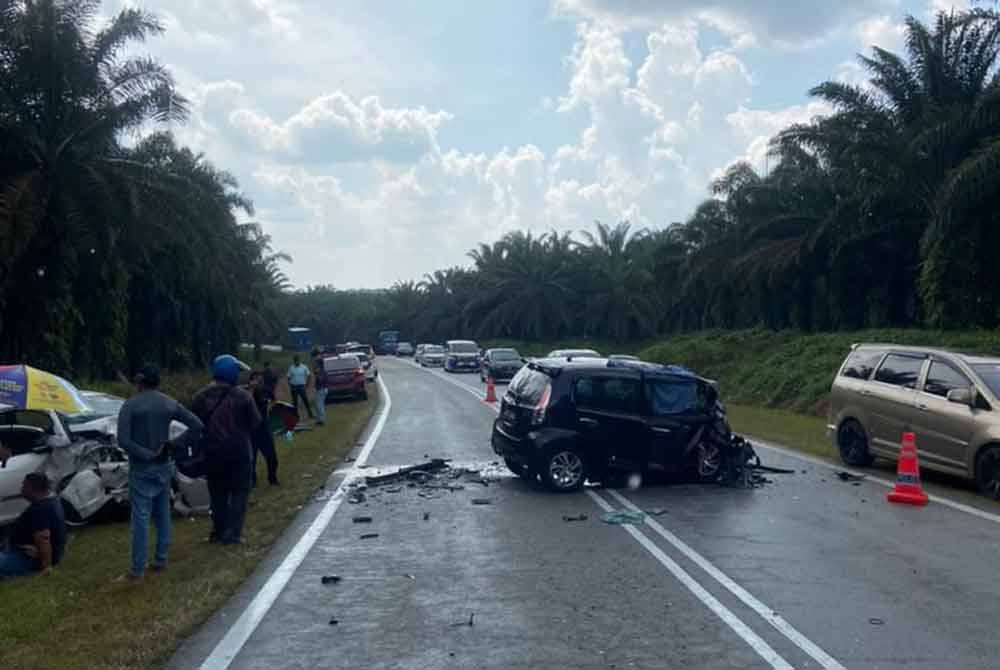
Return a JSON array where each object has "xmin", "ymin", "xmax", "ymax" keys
[
  {"xmin": 199, "ymin": 375, "xmax": 393, "ymax": 670},
  {"xmin": 751, "ymin": 439, "xmax": 1000, "ymax": 526},
  {"xmin": 607, "ymin": 489, "xmax": 845, "ymax": 670},
  {"xmin": 587, "ymin": 490, "xmax": 794, "ymax": 670}
]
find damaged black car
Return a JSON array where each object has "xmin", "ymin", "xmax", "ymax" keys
[{"xmin": 492, "ymin": 357, "xmax": 756, "ymax": 491}]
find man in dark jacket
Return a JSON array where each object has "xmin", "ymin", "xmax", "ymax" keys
[
  {"xmin": 117, "ymin": 364, "xmax": 202, "ymax": 577},
  {"xmin": 0, "ymin": 473, "xmax": 65, "ymax": 578},
  {"xmin": 248, "ymin": 371, "xmax": 279, "ymax": 486},
  {"xmin": 193, "ymin": 355, "xmax": 261, "ymax": 545}
]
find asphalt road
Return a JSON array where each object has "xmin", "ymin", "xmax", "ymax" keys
[{"xmin": 174, "ymin": 357, "xmax": 1000, "ymax": 670}]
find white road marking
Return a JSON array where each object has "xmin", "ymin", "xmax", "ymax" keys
[
  {"xmin": 607, "ymin": 489, "xmax": 845, "ymax": 670},
  {"xmin": 199, "ymin": 375, "xmax": 393, "ymax": 670},
  {"xmin": 751, "ymin": 439, "xmax": 1000, "ymax": 526},
  {"xmin": 587, "ymin": 490, "xmax": 795, "ymax": 670}
]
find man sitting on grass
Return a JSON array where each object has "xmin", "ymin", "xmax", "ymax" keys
[{"xmin": 0, "ymin": 473, "xmax": 66, "ymax": 578}]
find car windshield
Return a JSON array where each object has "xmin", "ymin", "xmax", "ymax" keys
[
  {"xmin": 449, "ymin": 342, "xmax": 477, "ymax": 353},
  {"xmin": 492, "ymin": 350, "xmax": 520, "ymax": 361},
  {"xmin": 973, "ymin": 363, "xmax": 1000, "ymax": 397},
  {"xmin": 425, "ymin": 346, "xmax": 444, "ymax": 354}
]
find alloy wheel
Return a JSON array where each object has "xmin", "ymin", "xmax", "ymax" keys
[
  {"xmin": 696, "ymin": 442, "xmax": 722, "ymax": 478},
  {"xmin": 548, "ymin": 451, "xmax": 584, "ymax": 489}
]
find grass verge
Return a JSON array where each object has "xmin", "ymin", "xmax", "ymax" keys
[{"xmin": 0, "ymin": 381, "xmax": 378, "ymax": 670}]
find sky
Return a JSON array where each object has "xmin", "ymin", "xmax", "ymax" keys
[{"xmin": 104, "ymin": 0, "xmax": 969, "ymax": 289}]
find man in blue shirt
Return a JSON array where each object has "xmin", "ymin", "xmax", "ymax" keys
[
  {"xmin": 117, "ymin": 364, "xmax": 202, "ymax": 578},
  {"xmin": 0, "ymin": 473, "xmax": 66, "ymax": 578},
  {"xmin": 287, "ymin": 355, "xmax": 313, "ymax": 420}
]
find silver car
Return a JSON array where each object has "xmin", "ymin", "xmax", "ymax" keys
[{"xmin": 418, "ymin": 344, "xmax": 446, "ymax": 367}]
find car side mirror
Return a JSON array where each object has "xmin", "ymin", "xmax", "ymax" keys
[{"xmin": 947, "ymin": 388, "xmax": 974, "ymax": 407}]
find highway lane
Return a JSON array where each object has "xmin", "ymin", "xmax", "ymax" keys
[{"xmin": 175, "ymin": 357, "xmax": 1000, "ymax": 669}]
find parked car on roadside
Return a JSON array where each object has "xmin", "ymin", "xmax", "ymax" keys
[
  {"xmin": 396, "ymin": 342, "xmax": 415, "ymax": 357},
  {"xmin": 608, "ymin": 354, "xmax": 640, "ymax": 362},
  {"xmin": 480, "ymin": 348, "xmax": 524, "ymax": 383},
  {"xmin": 828, "ymin": 344, "xmax": 1000, "ymax": 496},
  {"xmin": 445, "ymin": 340, "xmax": 481, "ymax": 373},
  {"xmin": 418, "ymin": 344, "xmax": 446, "ymax": 367},
  {"xmin": 351, "ymin": 352, "xmax": 379, "ymax": 382},
  {"xmin": 345, "ymin": 343, "xmax": 375, "ymax": 359},
  {"xmin": 323, "ymin": 355, "xmax": 369, "ymax": 401},
  {"xmin": 547, "ymin": 348, "xmax": 601, "ymax": 360},
  {"xmin": 492, "ymin": 357, "xmax": 749, "ymax": 491}
]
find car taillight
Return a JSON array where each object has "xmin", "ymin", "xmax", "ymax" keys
[
  {"xmin": 354, "ymin": 368, "xmax": 364, "ymax": 377},
  {"xmin": 531, "ymin": 383, "xmax": 552, "ymax": 426}
]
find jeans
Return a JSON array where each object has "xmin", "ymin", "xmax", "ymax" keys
[
  {"xmin": 290, "ymin": 385, "xmax": 313, "ymax": 418},
  {"xmin": 0, "ymin": 546, "xmax": 35, "ymax": 578},
  {"xmin": 252, "ymin": 425, "xmax": 279, "ymax": 486},
  {"xmin": 130, "ymin": 463, "xmax": 174, "ymax": 576},
  {"xmin": 208, "ymin": 475, "xmax": 250, "ymax": 543},
  {"xmin": 314, "ymin": 387, "xmax": 328, "ymax": 424}
]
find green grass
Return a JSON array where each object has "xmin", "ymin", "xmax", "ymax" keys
[
  {"xmin": 727, "ymin": 404, "xmax": 834, "ymax": 459},
  {"xmin": 0, "ymin": 374, "xmax": 377, "ymax": 670}
]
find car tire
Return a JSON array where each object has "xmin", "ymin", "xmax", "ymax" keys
[
  {"xmin": 975, "ymin": 445, "xmax": 1000, "ymax": 499},
  {"xmin": 694, "ymin": 440, "xmax": 724, "ymax": 481},
  {"xmin": 539, "ymin": 447, "xmax": 586, "ymax": 492},
  {"xmin": 837, "ymin": 419, "xmax": 875, "ymax": 466},
  {"xmin": 61, "ymin": 499, "xmax": 90, "ymax": 528}
]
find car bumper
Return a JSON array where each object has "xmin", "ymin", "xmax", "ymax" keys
[
  {"xmin": 327, "ymin": 384, "xmax": 365, "ymax": 398},
  {"xmin": 446, "ymin": 360, "xmax": 480, "ymax": 371},
  {"xmin": 422, "ymin": 358, "xmax": 444, "ymax": 366},
  {"xmin": 491, "ymin": 421, "xmax": 531, "ymax": 463}
]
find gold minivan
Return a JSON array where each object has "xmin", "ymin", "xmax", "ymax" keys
[{"xmin": 828, "ymin": 344, "xmax": 1000, "ymax": 496}]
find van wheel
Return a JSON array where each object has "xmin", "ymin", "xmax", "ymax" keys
[
  {"xmin": 837, "ymin": 420, "xmax": 874, "ymax": 466},
  {"xmin": 975, "ymin": 446, "xmax": 1000, "ymax": 499},
  {"xmin": 540, "ymin": 448, "xmax": 585, "ymax": 492}
]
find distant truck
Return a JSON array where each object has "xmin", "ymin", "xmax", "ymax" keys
[{"xmin": 376, "ymin": 330, "xmax": 400, "ymax": 355}]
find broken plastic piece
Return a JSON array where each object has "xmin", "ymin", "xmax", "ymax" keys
[
  {"xmin": 328, "ymin": 618, "xmax": 339, "ymax": 625},
  {"xmin": 601, "ymin": 510, "xmax": 646, "ymax": 525},
  {"xmin": 360, "ymin": 533, "xmax": 379, "ymax": 540},
  {"xmin": 321, "ymin": 575, "xmax": 341, "ymax": 584},
  {"xmin": 562, "ymin": 514, "xmax": 588, "ymax": 522},
  {"xmin": 352, "ymin": 516, "xmax": 373, "ymax": 524},
  {"xmin": 471, "ymin": 498, "xmax": 492, "ymax": 505},
  {"xmin": 646, "ymin": 508, "xmax": 668, "ymax": 516}
]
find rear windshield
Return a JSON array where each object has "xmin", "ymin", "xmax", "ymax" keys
[
  {"xmin": 508, "ymin": 367, "xmax": 551, "ymax": 405},
  {"xmin": 840, "ymin": 348, "xmax": 886, "ymax": 380},
  {"xmin": 325, "ymin": 357, "xmax": 359, "ymax": 371},
  {"xmin": 449, "ymin": 342, "xmax": 478, "ymax": 353},
  {"xmin": 492, "ymin": 350, "xmax": 520, "ymax": 361},
  {"xmin": 973, "ymin": 364, "xmax": 1000, "ymax": 398}
]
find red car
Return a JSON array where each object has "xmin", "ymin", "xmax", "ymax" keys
[{"xmin": 322, "ymin": 355, "xmax": 368, "ymax": 401}]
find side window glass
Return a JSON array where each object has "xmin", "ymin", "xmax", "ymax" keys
[
  {"xmin": 924, "ymin": 362, "xmax": 971, "ymax": 398},
  {"xmin": 648, "ymin": 380, "xmax": 701, "ymax": 416},
  {"xmin": 574, "ymin": 378, "xmax": 598, "ymax": 408},
  {"xmin": 602, "ymin": 378, "xmax": 641, "ymax": 414},
  {"xmin": 874, "ymin": 354, "xmax": 924, "ymax": 389},
  {"xmin": 841, "ymin": 349, "xmax": 886, "ymax": 380}
]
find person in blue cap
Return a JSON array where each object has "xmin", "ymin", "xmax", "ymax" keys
[{"xmin": 192, "ymin": 355, "xmax": 261, "ymax": 545}]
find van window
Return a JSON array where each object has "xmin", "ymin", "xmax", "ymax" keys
[
  {"xmin": 874, "ymin": 354, "xmax": 924, "ymax": 388},
  {"xmin": 574, "ymin": 376, "xmax": 641, "ymax": 414},
  {"xmin": 841, "ymin": 348, "xmax": 885, "ymax": 380},
  {"xmin": 924, "ymin": 361, "xmax": 971, "ymax": 398},
  {"xmin": 646, "ymin": 379, "xmax": 705, "ymax": 416}
]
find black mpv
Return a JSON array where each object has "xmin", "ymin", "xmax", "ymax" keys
[{"xmin": 492, "ymin": 357, "xmax": 745, "ymax": 491}]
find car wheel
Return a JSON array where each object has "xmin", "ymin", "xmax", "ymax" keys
[
  {"xmin": 837, "ymin": 420, "xmax": 874, "ymax": 466},
  {"xmin": 695, "ymin": 441, "xmax": 723, "ymax": 481},
  {"xmin": 975, "ymin": 445, "xmax": 1000, "ymax": 499},
  {"xmin": 540, "ymin": 448, "xmax": 585, "ymax": 492},
  {"xmin": 61, "ymin": 499, "xmax": 90, "ymax": 527}
]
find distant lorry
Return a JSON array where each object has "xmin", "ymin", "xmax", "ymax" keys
[{"xmin": 376, "ymin": 330, "xmax": 400, "ymax": 355}]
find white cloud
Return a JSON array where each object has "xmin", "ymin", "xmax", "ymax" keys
[{"xmin": 855, "ymin": 15, "xmax": 906, "ymax": 51}]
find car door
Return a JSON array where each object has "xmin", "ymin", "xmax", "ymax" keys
[
  {"xmin": 912, "ymin": 359, "xmax": 979, "ymax": 471},
  {"xmin": 866, "ymin": 352, "xmax": 928, "ymax": 457},
  {"xmin": 572, "ymin": 374, "xmax": 647, "ymax": 472},
  {"xmin": 643, "ymin": 377, "xmax": 710, "ymax": 472},
  {"xmin": 0, "ymin": 414, "xmax": 55, "ymax": 525}
]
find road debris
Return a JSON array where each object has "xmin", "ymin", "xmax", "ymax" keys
[
  {"xmin": 352, "ymin": 516, "xmax": 373, "ymax": 524},
  {"xmin": 423, "ymin": 512, "xmax": 430, "ymax": 521},
  {"xmin": 360, "ymin": 533, "xmax": 379, "ymax": 540},
  {"xmin": 602, "ymin": 510, "xmax": 646, "ymax": 525},
  {"xmin": 451, "ymin": 612, "xmax": 475, "ymax": 627},
  {"xmin": 869, "ymin": 618, "xmax": 885, "ymax": 626},
  {"xmin": 836, "ymin": 471, "xmax": 866, "ymax": 483},
  {"xmin": 347, "ymin": 491, "xmax": 366, "ymax": 504},
  {"xmin": 321, "ymin": 575, "xmax": 341, "ymax": 585},
  {"xmin": 364, "ymin": 459, "xmax": 450, "ymax": 486},
  {"xmin": 471, "ymin": 498, "xmax": 492, "ymax": 505},
  {"xmin": 646, "ymin": 508, "xmax": 668, "ymax": 517},
  {"xmin": 404, "ymin": 574, "xmax": 416, "ymax": 581},
  {"xmin": 562, "ymin": 513, "xmax": 589, "ymax": 522},
  {"xmin": 328, "ymin": 618, "xmax": 339, "ymax": 626}
]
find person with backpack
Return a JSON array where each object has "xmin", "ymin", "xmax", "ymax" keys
[
  {"xmin": 192, "ymin": 355, "xmax": 261, "ymax": 545},
  {"xmin": 117, "ymin": 364, "xmax": 202, "ymax": 578}
]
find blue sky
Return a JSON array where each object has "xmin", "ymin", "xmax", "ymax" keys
[{"xmin": 105, "ymin": 0, "xmax": 966, "ymax": 288}]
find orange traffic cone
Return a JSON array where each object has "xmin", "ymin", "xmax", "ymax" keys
[
  {"xmin": 484, "ymin": 376, "xmax": 497, "ymax": 403},
  {"xmin": 887, "ymin": 432, "xmax": 929, "ymax": 506}
]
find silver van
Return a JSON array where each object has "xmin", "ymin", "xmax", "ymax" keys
[{"xmin": 828, "ymin": 344, "xmax": 1000, "ymax": 496}]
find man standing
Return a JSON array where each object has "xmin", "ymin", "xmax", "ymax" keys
[
  {"xmin": 313, "ymin": 356, "xmax": 328, "ymax": 426},
  {"xmin": 194, "ymin": 355, "xmax": 261, "ymax": 545},
  {"xmin": 287, "ymin": 355, "xmax": 313, "ymax": 420},
  {"xmin": 248, "ymin": 371, "xmax": 279, "ymax": 487},
  {"xmin": 0, "ymin": 473, "xmax": 66, "ymax": 578},
  {"xmin": 117, "ymin": 364, "xmax": 202, "ymax": 578}
]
